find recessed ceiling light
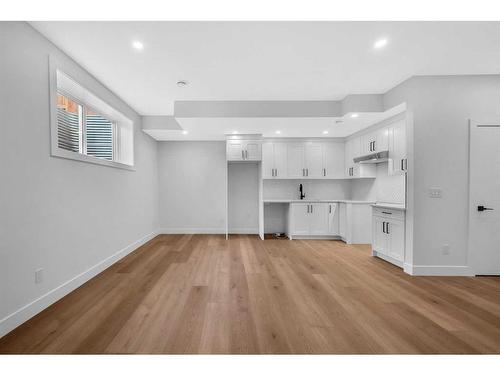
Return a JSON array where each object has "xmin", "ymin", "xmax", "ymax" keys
[
  {"xmin": 232, "ymin": 130, "xmax": 238, "ymax": 134},
  {"xmin": 275, "ymin": 130, "xmax": 281, "ymax": 134},
  {"xmin": 373, "ymin": 38, "xmax": 388, "ymax": 49},
  {"xmin": 351, "ymin": 113, "xmax": 359, "ymax": 118},
  {"xmin": 177, "ymin": 80, "xmax": 188, "ymax": 87},
  {"xmin": 323, "ymin": 130, "xmax": 329, "ymax": 135},
  {"xmin": 335, "ymin": 120, "xmax": 344, "ymax": 124},
  {"xmin": 132, "ymin": 40, "xmax": 144, "ymax": 50},
  {"xmin": 182, "ymin": 130, "xmax": 188, "ymax": 135}
]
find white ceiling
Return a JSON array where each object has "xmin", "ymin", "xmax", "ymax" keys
[{"xmin": 31, "ymin": 21, "xmax": 500, "ymax": 116}]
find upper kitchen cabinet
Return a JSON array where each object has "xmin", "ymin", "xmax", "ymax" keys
[
  {"xmin": 304, "ymin": 142, "xmax": 324, "ymax": 178},
  {"xmin": 362, "ymin": 126, "xmax": 389, "ymax": 154},
  {"xmin": 226, "ymin": 139, "xmax": 262, "ymax": 161},
  {"xmin": 262, "ymin": 142, "xmax": 287, "ymax": 178},
  {"xmin": 323, "ymin": 141, "xmax": 345, "ymax": 179},
  {"xmin": 388, "ymin": 119, "xmax": 407, "ymax": 174},
  {"xmin": 285, "ymin": 141, "xmax": 345, "ymax": 179},
  {"xmin": 286, "ymin": 142, "xmax": 305, "ymax": 178},
  {"xmin": 345, "ymin": 137, "xmax": 376, "ymax": 179}
]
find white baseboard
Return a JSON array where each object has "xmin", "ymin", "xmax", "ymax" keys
[
  {"xmin": 159, "ymin": 227, "xmax": 225, "ymax": 234},
  {"xmin": 0, "ymin": 229, "xmax": 160, "ymax": 339},
  {"xmin": 404, "ymin": 264, "xmax": 474, "ymax": 276},
  {"xmin": 228, "ymin": 228, "xmax": 259, "ymax": 234}
]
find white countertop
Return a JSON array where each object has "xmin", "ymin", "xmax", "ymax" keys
[
  {"xmin": 371, "ymin": 203, "xmax": 406, "ymax": 210},
  {"xmin": 263, "ymin": 199, "xmax": 376, "ymax": 204}
]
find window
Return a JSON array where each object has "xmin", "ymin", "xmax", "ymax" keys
[
  {"xmin": 57, "ymin": 93, "xmax": 115, "ymax": 161},
  {"xmin": 50, "ymin": 65, "xmax": 134, "ymax": 169}
]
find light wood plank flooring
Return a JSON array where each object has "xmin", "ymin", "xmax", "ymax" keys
[{"xmin": 1, "ymin": 234, "xmax": 500, "ymax": 354}]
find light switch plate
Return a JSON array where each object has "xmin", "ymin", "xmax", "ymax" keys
[
  {"xmin": 35, "ymin": 268, "xmax": 43, "ymax": 284},
  {"xmin": 428, "ymin": 188, "xmax": 442, "ymax": 198}
]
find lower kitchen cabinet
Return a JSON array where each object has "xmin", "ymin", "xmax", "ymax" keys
[
  {"xmin": 289, "ymin": 202, "xmax": 337, "ymax": 237},
  {"xmin": 372, "ymin": 207, "xmax": 405, "ymax": 267}
]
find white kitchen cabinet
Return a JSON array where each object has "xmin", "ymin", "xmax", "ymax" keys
[
  {"xmin": 345, "ymin": 137, "xmax": 376, "ymax": 179},
  {"xmin": 338, "ymin": 202, "xmax": 347, "ymax": 238},
  {"xmin": 328, "ymin": 203, "xmax": 339, "ymax": 235},
  {"xmin": 226, "ymin": 139, "xmax": 262, "ymax": 161},
  {"xmin": 323, "ymin": 142, "xmax": 345, "ymax": 179},
  {"xmin": 372, "ymin": 207, "xmax": 405, "ymax": 267},
  {"xmin": 372, "ymin": 216, "xmax": 388, "ymax": 254},
  {"xmin": 362, "ymin": 127, "xmax": 389, "ymax": 154},
  {"xmin": 388, "ymin": 119, "xmax": 407, "ymax": 174},
  {"xmin": 304, "ymin": 142, "xmax": 324, "ymax": 178},
  {"xmin": 287, "ymin": 143, "xmax": 305, "ymax": 178},
  {"xmin": 289, "ymin": 202, "xmax": 329, "ymax": 237},
  {"xmin": 290, "ymin": 203, "xmax": 310, "ymax": 235},
  {"xmin": 262, "ymin": 142, "xmax": 287, "ymax": 178},
  {"xmin": 309, "ymin": 203, "xmax": 329, "ymax": 234}
]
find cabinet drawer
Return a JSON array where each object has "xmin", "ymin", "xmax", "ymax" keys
[{"xmin": 372, "ymin": 207, "xmax": 405, "ymax": 221}]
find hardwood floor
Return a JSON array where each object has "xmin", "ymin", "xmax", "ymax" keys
[{"xmin": 1, "ymin": 234, "xmax": 500, "ymax": 354}]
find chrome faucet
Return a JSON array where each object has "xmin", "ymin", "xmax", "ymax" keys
[{"xmin": 299, "ymin": 184, "xmax": 305, "ymax": 200}]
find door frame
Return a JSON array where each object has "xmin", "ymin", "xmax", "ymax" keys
[{"xmin": 467, "ymin": 119, "xmax": 500, "ymax": 275}]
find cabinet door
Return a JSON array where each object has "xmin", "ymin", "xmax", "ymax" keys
[
  {"xmin": 287, "ymin": 143, "xmax": 305, "ymax": 178},
  {"xmin": 387, "ymin": 219, "xmax": 405, "ymax": 261},
  {"xmin": 273, "ymin": 142, "xmax": 287, "ymax": 178},
  {"xmin": 290, "ymin": 203, "xmax": 310, "ymax": 235},
  {"xmin": 372, "ymin": 216, "xmax": 388, "ymax": 255},
  {"xmin": 338, "ymin": 203, "xmax": 347, "ymax": 237},
  {"xmin": 376, "ymin": 127, "xmax": 389, "ymax": 152},
  {"xmin": 244, "ymin": 141, "xmax": 261, "ymax": 161},
  {"xmin": 323, "ymin": 142, "xmax": 344, "ymax": 179},
  {"xmin": 344, "ymin": 140, "xmax": 353, "ymax": 178},
  {"xmin": 309, "ymin": 203, "xmax": 329, "ymax": 235},
  {"xmin": 227, "ymin": 141, "xmax": 244, "ymax": 161},
  {"xmin": 261, "ymin": 143, "xmax": 274, "ymax": 178},
  {"xmin": 328, "ymin": 203, "xmax": 339, "ymax": 235},
  {"xmin": 304, "ymin": 143, "xmax": 323, "ymax": 178},
  {"xmin": 362, "ymin": 133, "xmax": 375, "ymax": 154},
  {"xmin": 389, "ymin": 120, "xmax": 407, "ymax": 174}
]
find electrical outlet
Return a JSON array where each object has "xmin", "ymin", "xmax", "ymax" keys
[
  {"xmin": 442, "ymin": 244, "xmax": 450, "ymax": 255},
  {"xmin": 429, "ymin": 188, "xmax": 442, "ymax": 198},
  {"xmin": 35, "ymin": 268, "xmax": 43, "ymax": 284}
]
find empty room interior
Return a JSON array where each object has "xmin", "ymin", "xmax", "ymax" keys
[{"xmin": 2, "ymin": 18, "xmax": 500, "ymax": 358}]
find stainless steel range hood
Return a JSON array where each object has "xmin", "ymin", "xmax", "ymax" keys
[{"xmin": 353, "ymin": 150, "xmax": 389, "ymax": 164}]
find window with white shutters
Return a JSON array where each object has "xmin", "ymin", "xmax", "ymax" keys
[{"xmin": 50, "ymin": 66, "xmax": 134, "ymax": 169}]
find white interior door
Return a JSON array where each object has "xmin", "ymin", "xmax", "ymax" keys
[{"xmin": 469, "ymin": 121, "xmax": 500, "ymax": 275}]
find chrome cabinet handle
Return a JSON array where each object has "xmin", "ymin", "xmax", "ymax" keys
[
  {"xmin": 242, "ymin": 150, "xmax": 244, "ymax": 159},
  {"xmin": 311, "ymin": 204, "xmax": 313, "ymax": 213},
  {"xmin": 382, "ymin": 222, "xmax": 386, "ymax": 234},
  {"xmin": 329, "ymin": 205, "xmax": 331, "ymax": 214},
  {"xmin": 386, "ymin": 222, "xmax": 390, "ymax": 234},
  {"xmin": 307, "ymin": 205, "xmax": 310, "ymax": 213},
  {"xmin": 275, "ymin": 169, "xmax": 278, "ymax": 177}
]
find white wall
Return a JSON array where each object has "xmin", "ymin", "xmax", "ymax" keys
[
  {"xmin": 0, "ymin": 22, "xmax": 160, "ymax": 336},
  {"xmin": 350, "ymin": 163, "xmax": 405, "ymax": 204},
  {"xmin": 157, "ymin": 141, "xmax": 226, "ymax": 233},
  {"xmin": 384, "ymin": 75, "xmax": 500, "ymax": 271}
]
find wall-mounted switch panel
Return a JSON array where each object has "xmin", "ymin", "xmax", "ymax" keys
[{"xmin": 428, "ymin": 188, "xmax": 442, "ymax": 198}]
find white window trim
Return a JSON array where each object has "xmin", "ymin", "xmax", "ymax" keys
[{"xmin": 49, "ymin": 55, "xmax": 135, "ymax": 171}]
